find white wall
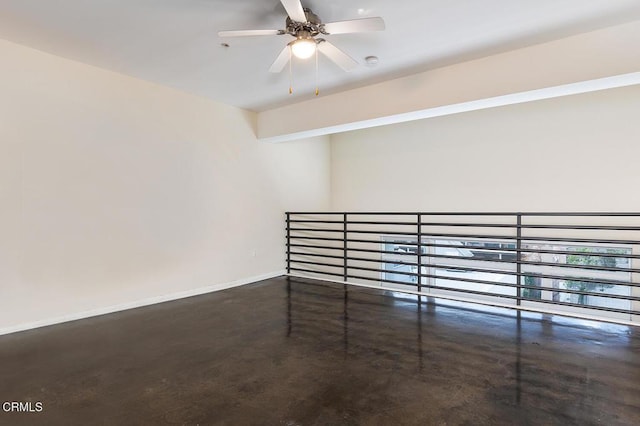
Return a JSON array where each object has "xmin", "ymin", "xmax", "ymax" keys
[
  {"xmin": 0, "ymin": 40, "xmax": 330, "ymax": 332},
  {"xmin": 330, "ymin": 85, "xmax": 640, "ymax": 212}
]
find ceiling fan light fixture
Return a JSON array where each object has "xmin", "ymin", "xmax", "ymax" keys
[
  {"xmin": 219, "ymin": 0, "xmax": 386, "ymax": 83},
  {"xmin": 291, "ymin": 37, "xmax": 316, "ymax": 59}
]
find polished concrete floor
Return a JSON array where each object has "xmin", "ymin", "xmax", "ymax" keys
[{"xmin": 1, "ymin": 276, "xmax": 639, "ymax": 425}]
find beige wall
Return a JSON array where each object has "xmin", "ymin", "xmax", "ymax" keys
[
  {"xmin": 330, "ymin": 85, "xmax": 640, "ymax": 212},
  {"xmin": 258, "ymin": 21, "xmax": 640, "ymax": 142},
  {"xmin": 329, "ymin": 87, "xmax": 640, "ymax": 324},
  {"xmin": 2, "ymin": 36, "xmax": 639, "ymax": 332},
  {"xmin": 0, "ymin": 40, "xmax": 330, "ymax": 332}
]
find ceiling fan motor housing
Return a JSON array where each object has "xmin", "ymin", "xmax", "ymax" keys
[{"xmin": 286, "ymin": 8, "xmax": 322, "ymax": 37}]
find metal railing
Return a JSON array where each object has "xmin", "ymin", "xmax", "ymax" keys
[{"xmin": 286, "ymin": 212, "xmax": 640, "ymax": 325}]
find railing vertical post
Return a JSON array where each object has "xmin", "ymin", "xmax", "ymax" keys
[
  {"xmin": 286, "ymin": 212, "xmax": 291, "ymax": 274},
  {"xmin": 343, "ymin": 213, "xmax": 348, "ymax": 281},
  {"xmin": 417, "ymin": 213, "xmax": 422, "ymax": 293},
  {"xmin": 516, "ymin": 213, "xmax": 522, "ymax": 305}
]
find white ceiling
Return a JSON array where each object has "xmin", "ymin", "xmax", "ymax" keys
[{"xmin": 1, "ymin": 0, "xmax": 640, "ymax": 112}]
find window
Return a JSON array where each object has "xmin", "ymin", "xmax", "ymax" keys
[
  {"xmin": 521, "ymin": 244, "xmax": 631, "ymax": 313},
  {"xmin": 381, "ymin": 236, "xmax": 633, "ymax": 318}
]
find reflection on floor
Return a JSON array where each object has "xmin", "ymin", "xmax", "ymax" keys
[{"xmin": 1, "ymin": 276, "xmax": 638, "ymax": 425}]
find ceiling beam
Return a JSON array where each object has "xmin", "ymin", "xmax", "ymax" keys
[{"xmin": 257, "ymin": 20, "xmax": 640, "ymax": 143}]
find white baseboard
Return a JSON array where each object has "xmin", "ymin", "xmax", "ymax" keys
[{"xmin": 0, "ymin": 270, "xmax": 285, "ymax": 336}]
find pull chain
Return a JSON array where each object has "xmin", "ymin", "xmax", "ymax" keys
[
  {"xmin": 315, "ymin": 46, "xmax": 319, "ymax": 96},
  {"xmin": 288, "ymin": 46, "xmax": 293, "ymax": 95}
]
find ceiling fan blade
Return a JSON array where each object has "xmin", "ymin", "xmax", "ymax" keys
[
  {"xmin": 318, "ymin": 41, "xmax": 358, "ymax": 72},
  {"xmin": 280, "ymin": 0, "xmax": 307, "ymax": 23},
  {"xmin": 269, "ymin": 45, "xmax": 291, "ymax": 73},
  {"xmin": 322, "ymin": 17, "xmax": 385, "ymax": 34},
  {"xmin": 218, "ymin": 29, "xmax": 284, "ymax": 37}
]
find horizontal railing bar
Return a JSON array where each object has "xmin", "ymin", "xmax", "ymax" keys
[
  {"xmin": 290, "ymin": 268, "xmax": 413, "ymax": 286},
  {"xmin": 289, "ymin": 267, "xmax": 346, "ymax": 278},
  {"xmin": 346, "ymin": 229, "xmax": 417, "ymax": 236},
  {"xmin": 421, "ymin": 252, "xmax": 640, "ymax": 274},
  {"xmin": 290, "ymin": 230, "xmax": 640, "ymax": 245},
  {"xmin": 288, "ymin": 220, "xmax": 420, "ymax": 226},
  {"xmin": 289, "ymin": 236, "xmax": 345, "ymax": 242},
  {"xmin": 290, "ymin": 235, "xmax": 421, "ymax": 246},
  {"xmin": 289, "ymin": 220, "xmax": 344, "ymax": 224},
  {"xmin": 287, "ymin": 228, "xmax": 345, "ymax": 233},
  {"xmin": 346, "ymin": 274, "xmax": 420, "ymax": 287},
  {"xmin": 348, "ymin": 238, "xmax": 418, "ymax": 246},
  {"xmin": 295, "ymin": 243, "xmax": 639, "ymax": 262},
  {"xmin": 288, "ymin": 212, "xmax": 640, "ymax": 217},
  {"xmin": 290, "ymin": 238, "xmax": 640, "ymax": 260},
  {"xmin": 288, "ymin": 244, "xmax": 417, "ymax": 256},
  {"xmin": 289, "ymin": 251, "xmax": 419, "ymax": 267},
  {"xmin": 291, "ymin": 259, "xmax": 345, "ymax": 270},
  {"xmin": 338, "ymin": 245, "xmax": 414, "ymax": 255},
  {"xmin": 418, "ymin": 241, "xmax": 640, "ymax": 260},
  {"xmin": 288, "ymin": 228, "xmax": 417, "ymax": 236},
  {"xmin": 289, "ymin": 251, "xmax": 347, "ymax": 261},
  {"xmin": 288, "ymin": 212, "xmax": 419, "ymax": 215},
  {"xmin": 287, "ymin": 243, "xmax": 344, "ymax": 251},
  {"xmin": 291, "ymin": 260, "xmax": 417, "ymax": 278},
  {"xmin": 289, "ymin": 219, "xmax": 640, "ymax": 231},
  {"xmin": 345, "ymin": 221, "xmax": 419, "ymax": 226},
  {"xmin": 421, "ymin": 222, "xmax": 640, "ymax": 231},
  {"xmin": 343, "ymin": 263, "xmax": 418, "ymax": 278},
  {"xmin": 287, "ymin": 212, "xmax": 347, "ymax": 215},
  {"xmin": 343, "ymin": 273, "xmax": 639, "ymax": 315},
  {"xmin": 419, "ymin": 232, "xmax": 640, "ymax": 246}
]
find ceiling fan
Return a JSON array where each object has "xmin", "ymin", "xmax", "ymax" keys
[{"xmin": 218, "ymin": 0, "xmax": 385, "ymax": 75}]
